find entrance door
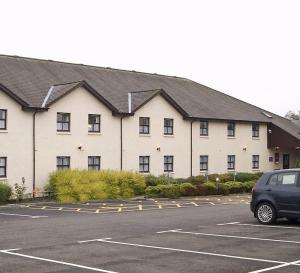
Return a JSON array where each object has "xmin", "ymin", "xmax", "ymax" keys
[{"xmin": 283, "ymin": 154, "xmax": 290, "ymax": 169}]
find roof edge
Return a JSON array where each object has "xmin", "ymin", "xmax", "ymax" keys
[{"xmin": 0, "ymin": 82, "xmax": 29, "ymax": 107}]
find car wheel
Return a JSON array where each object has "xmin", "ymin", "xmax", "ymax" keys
[{"xmin": 256, "ymin": 202, "xmax": 276, "ymax": 225}]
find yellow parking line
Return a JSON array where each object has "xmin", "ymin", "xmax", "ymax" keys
[
  {"xmin": 138, "ymin": 205, "xmax": 143, "ymax": 211},
  {"xmin": 191, "ymin": 202, "xmax": 199, "ymax": 207},
  {"xmin": 118, "ymin": 207, "xmax": 122, "ymax": 212},
  {"xmin": 95, "ymin": 209, "xmax": 100, "ymax": 213},
  {"xmin": 176, "ymin": 204, "xmax": 181, "ymax": 208},
  {"xmin": 158, "ymin": 204, "xmax": 162, "ymax": 209},
  {"xmin": 76, "ymin": 209, "xmax": 81, "ymax": 212}
]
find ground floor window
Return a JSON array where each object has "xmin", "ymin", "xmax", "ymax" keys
[
  {"xmin": 200, "ymin": 155, "xmax": 208, "ymax": 171},
  {"xmin": 88, "ymin": 156, "xmax": 101, "ymax": 170},
  {"xmin": 164, "ymin": 156, "xmax": 174, "ymax": 172},
  {"xmin": 139, "ymin": 156, "xmax": 150, "ymax": 173},
  {"xmin": 252, "ymin": 155, "xmax": 259, "ymax": 169},
  {"xmin": 57, "ymin": 156, "xmax": 70, "ymax": 170},
  {"xmin": 0, "ymin": 157, "xmax": 7, "ymax": 177},
  {"xmin": 227, "ymin": 155, "xmax": 235, "ymax": 170}
]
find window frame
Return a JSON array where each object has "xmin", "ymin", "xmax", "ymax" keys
[
  {"xmin": 252, "ymin": 123, "xmax": 260, "ymax": 138},
  {"xmin": 88, "ymin": 114, "xmax": 101, "ymax": 133},
  {"xmin": 200, "ymin": 155, "xmax": 208, "ymax": 171},
  {"xmin": 139, "ymin": 117, "xmax": 150, "ymax": 134},
  {"xmin": 164, "ymin": 155, "xmax": 174, "ymax": 172},
  {"xmin": 200, "ymin": 120, "xmax": 209, "ymax": 136},
  {"xmin": 252, "ymin": 155, "xmax": 259, "ymax": 169},
  {"xmin": 0, "ymin": 157, "xmax": 7, "ymax": 177},
  {"xmin": 227, "ymin": 155, "xmax": 236, "ymax": 170},
  {"xmin": 56, "ymin": 156, "xmax": 70, "ymax": 171},
  {"xmin": 0, "ymin": 109, "xmax": 7, "ymax": 130},
  {"xmin": 164, "ymin": 118, "xmax": 174, "ymax": 135},
  {"xmin": 88, "ymin": 156, "xmax": 101, "ymax": 170},
  {"xmin": 139, "ymin": 156, "xmax": 150, "ymax": 173},
  {"xmin": 57, "ymin": 112, "xmax": 71, "ymax": 132},
  {"xmin": 227, "ymin": 121, "xmax": 236, "ymax": 137}
]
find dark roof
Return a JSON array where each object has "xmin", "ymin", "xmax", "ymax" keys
[
  {"xmin": 0, "ymin": 54, "xmax": 299, "ymax": 140},
  {"xmin": 292, "ymin": 120, "xmax": 300, "ymax": 127}
]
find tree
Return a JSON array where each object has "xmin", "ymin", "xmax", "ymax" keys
[{"xmin": 285, "ymin": 110, "xmax": 300, "ymax": 120}]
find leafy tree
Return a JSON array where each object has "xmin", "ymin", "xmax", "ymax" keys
[{"xmin": 285, "ymin": 110, "xmax": 300, "ymax": 120}]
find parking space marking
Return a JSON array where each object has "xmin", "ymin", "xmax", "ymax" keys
[
  {"xmin": 217, "ymin": 222, "xmax": 300, "ymax": 230},
  {"xmin": 79, "ymin": 238, "xmax": 290, "ymax": 266},
  {"xmin": 249, "ymin": 259, "xmax": 300, "ymax": 273},
  {"xmin": 158, "ymin": 229, "xmax": 300, "ymax": 245},
  {"xmin": 0, "ymin": 249, "xmax": 118, "ymax": 273},
  {"xmin": 0, "ymin": 212, "xmax": 48, "ymax": 219}
]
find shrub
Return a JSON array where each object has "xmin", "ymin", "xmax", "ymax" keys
[
  {"xmin": 235, "ymin": 172, "xmax": 263, "ymax": 182},
  {"xmin": 179, "ymin": 183, "xmax": 197, "ymax": 196},
  {"xmin": 198, "ymin": 182, "xmax": 217, "ymax": 195},
  {"xmin": 47, "ymin": 169, "xmax": 146, "ymax": 203},
  {"xmin": 0, "ymin": 183, "xmax": 12, "ymax": 203},
  {"xmin": 145, "ymin": 184, "xmax": 181, "ymax": 198},
  {"xmin": 208, "ymin": 173, "xmax": 234, "ymax": 183},
  {"xmin": 223, "ymin": 181, "xmax": 256, "ymax": 194},
  {"xmin": 144, "ymin": 174, "xmax": 176, "ymax": 186},
  {"xmin": 184, "ymin": 175, "xmax": 208, "ymax": 185}
]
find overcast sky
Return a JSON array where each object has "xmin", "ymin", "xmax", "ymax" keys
[{"xmin": 1, "ymin": 0, "xmax": 299, "ymax": 116}]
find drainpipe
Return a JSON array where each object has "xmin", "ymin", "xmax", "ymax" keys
[
  {"xmin": 120, "ymin": 117, "xmax": 123, "ymax": 171},
  {"xmin": 32, "ymin": 111, "xmax": 37, "ymax": 198},
  {"xmin": 190, "ymin": 121, "xmax": 193, "ymax": 177}
]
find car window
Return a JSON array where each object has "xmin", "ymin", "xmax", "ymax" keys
[{"xmin": 268, "ymin": 172, "xmax": 298, "ymax": 187}]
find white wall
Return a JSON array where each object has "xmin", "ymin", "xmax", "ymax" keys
[
  {"xmin": 35, "ymin": 87, "xmax": 121, "ymax": 190},
  {"xmin": 122, "ymin": 94, "xmax": 191, "ymax": 178},
  {"xmin": 192, "ymin": 121, "xmax": 275, "ymax": 175},
  {"xmin": 0, "ymin": 91, "xmax": 33, "ymax": 190}
]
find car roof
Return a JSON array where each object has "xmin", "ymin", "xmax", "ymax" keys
[{"xmin": 265, "ymin": 169, "xmax": 300, "ymax": 175}]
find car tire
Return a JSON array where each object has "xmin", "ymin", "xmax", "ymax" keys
[{"xmin": 256, "ymin": 202, "xmax": 276, "ymax": 225}]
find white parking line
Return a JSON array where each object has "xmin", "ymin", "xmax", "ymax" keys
[
  {"xmin": 158, "ymin": 229, "xmax": 300, "ymax": 245},
  {"xmin": 0, "ymin": 212, "xmax": 48, "ymax": 219},
  {"xmin": 217, "ymin": 222, "xmax": 300, "ymax": 230},
  {"xmin": 79, "ymin": 238, "xmax": 289, "ymax": 266},
  {"xmin": 0, "ymin": 249, "xmax": 118, "ymax": 273},
  {"xmin": 249, "ymin": 259, "xmax": 300, "ymax": 273}
]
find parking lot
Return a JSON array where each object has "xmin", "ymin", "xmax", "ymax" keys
[{"xmin": 0, "ymin": 194, "xmax": 300, "ymax": 273}]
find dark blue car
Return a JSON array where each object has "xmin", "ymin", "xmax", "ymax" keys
[{"xmin": 250, "ymin": 169, "xmax": 300, "ymax": 224}]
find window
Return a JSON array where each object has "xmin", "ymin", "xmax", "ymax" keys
[
  {"xmin": 200, "ymin": 155, "xmax": 208, "ymax": 171},
  {"xmin": 57, "ymin": 113, "xmax": 70, "ymax": 132},
  {"xmin": 227, "ymin": 155, "xmax": 235, "ymax": 170},
  {"xmin": 0, "ymin": 109, "xmax": 7, "ymax": 130},
  {"xmin": 227, "ymin": 121, "xmax": 235, "ymax": 137},
  {"xmin": 56, "ymin": 156, "xmax": 70, "ymax": 170},
  {"xmin": 139, "ymin": 156, "xmax": 150, "ymax": 173},
  {"xmin": 0, "ymin": 157, "xmax": 7, "ymax": 177},
  {"xmin": 252, "ymin": 123, "xmax": 260, "ymax": 138},
  {"xmin": 200, "ymin": 120, "xmax": 208, "ymax": 136},
  {"xmin": 275, "ymin": 153, "xmax": 280, "ymax": 163},
  {"xmin": 88, "ymin": 114, "xmax": 101, "ymax": 133},
  {"xmin": 164, "ymin": 156, "xmax": 174, "ymax": 172},
  {"xmin": 139, "ymin": 117, "xmax": 150, "ymax": 134},
  {"xmin": 88, "ymin": 156, "xmax": 101, "ymax": 170},
  {"xmin": 164, "ymin": 118, "xmax": 174, "ymax": 135},
  {"xmin": 252, "ymin": 155, "xmax": 259, "ymax": 169},
  {"xmin": 268, "ymin": 172, "xmax": 298, "ymax": 187}
]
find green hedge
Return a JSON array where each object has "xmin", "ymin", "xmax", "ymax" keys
[
  {"xmin": 0, "ymin": 183, "xmax": 12, "ymax": 203},
  {"xmin": 145, "ymin": 183, "xmax": 196, "ymax": 198},
  {"xmin": 47, "ymin": 169, "xmax": 146, "ymax": 203}
]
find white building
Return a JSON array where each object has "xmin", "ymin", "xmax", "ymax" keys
[{"xmin": 0, "ymin": 55, "xmax": 299, "ymax": 194}]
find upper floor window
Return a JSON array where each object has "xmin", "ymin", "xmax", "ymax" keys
[
  {"xmin": 227, "ymin": 155, "xmax": 235, "ymax": 170},
  {"xmin": 57, "ymin": 113, "xmax": 70, "ymax": 132},
  {"xmin": 139, "ymin": 156, "xmax": 150, "ymax": 173},
  {"xmin": 139, "ymin": 117, "xmax": 150, "ymax": 134},
  {"xmin": 200, "ymin": 155, "xmax": 208, "ymax": 171},
  {"xmin": 164, "ymin": 155, "xmax": 174, "ymax": 172},
  {"xmin": 88, "ymin": 156, "xmax": 101, "ymax": 170},
  {"xmin": 0, "ymin": 157, "xmax": 7, "ymax": 177},
  {"xmin": 252, "ymin": 123, "xmax": 260, "ymax": 138},
  {"xmin": 0, "ymin": 109, "xmax": 7, "ymax": 130},
  {"xmin": 227, "ymin": 121, "xmax": 235, "ymax": 137},
  {"xmin": 200, "ymin": 120, "xmax": 208, "ymax": 136},
  {"xmin": 57, "ymin": 156, "xmax": 70, "ymax": 171},
  {"xmin": 88, "ymin": 114, "xmax": 101, "ymax": 133},
  {"xmin": 164, "ymin": 118, "xmax": 174, "ymax": 135},
  {"xmin": 252, "ymin": 155, "xmax": 259, "ymax": 169}
]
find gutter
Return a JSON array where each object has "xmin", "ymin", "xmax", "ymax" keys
[
  {"xmin": 120, "ymin": 117, "xmax": 123, "ymax": 170},
  {"xmin": 32, "ymin": 111, "xmax": 37, "ymax": 198},
  {"xmin": 190, "ymin": 121, "xmax": 193, "ymax": 177}
]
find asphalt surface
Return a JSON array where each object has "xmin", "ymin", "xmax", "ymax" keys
[{"xmin": 0, "ymin": 195, "xmax": 300, "ymax": 273}]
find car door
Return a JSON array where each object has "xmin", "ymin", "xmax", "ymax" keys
[{"xmin": 268, "ymin": 171, "xmax": 300, "ymax": 216}]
